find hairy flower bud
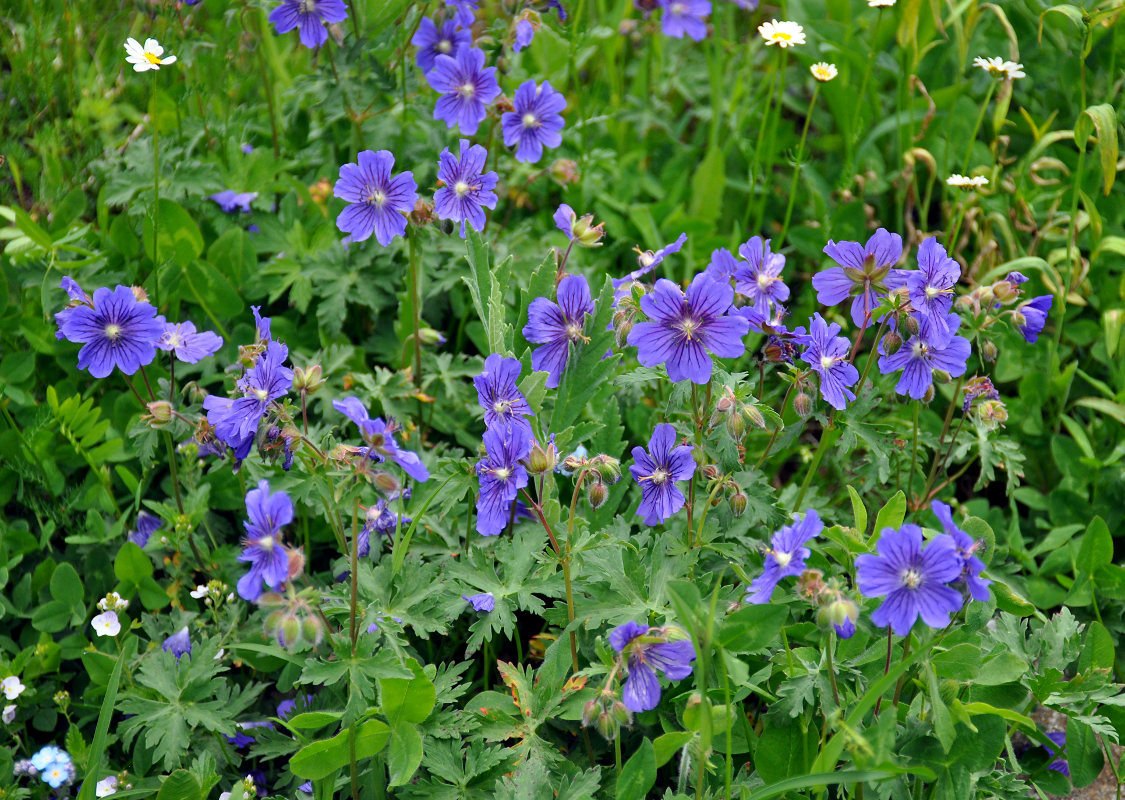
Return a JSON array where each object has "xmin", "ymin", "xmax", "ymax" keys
[
  {"xmin": 277, "ymin": 614, "xmax": 302, "ymax": 648},
  {"xmin": 728, "ymin": 491, "xmax": 748, "ymax": 518},
  {"xmin": 794, "ymin": 392, "xmax": 813, "ymax": 418},
  {"xmin": 981, "ymin": 340, "xmax": 998, "ymax": 362},
  {"xmin": 587, "ymin": 480, "xmax": 608, "ymax": 509},
  {"xmin": 596, "ymin": 711, "xmax": 618, "ymax": 740},
  {"xmin": 286, "ymin": 547, "xmax": 306, "ymax": 581},
  {"xmin": 592, "ymin": 455, "xmax": 622, "ymax": 484},
  {"xmin": 904, "ymin": 314, "xmax": 921, "ymax": 337},
  {"xmin": 145, "ymin": 400, "xmax": 173, "ymax": 425},
  {"xmin": 922, "ymin": 385, "xmax": 935, "ymax": 403},
  {"xmin": 551, "ymin": 158, "xmax": 579, "ymax": 186},
  {"xmin": 581, "ymin": 699, "xmax": 598, "ymax": 728},
  {"xmin": 292, "ymin": 364, "xmax": 325, "ymax": 394},
  {"xmin": 932, "ymin": 369, "xmax": 952, "ymax": 385},
  {"xmin": 714, "ymin": 395, "xmax": 735, "ymax": 415},
  {"xmin": 881, "ymin": 330, "xmax": 903, "ymax": 355},
  {"xmin": 301, "ymin": 615, "xmax": 324, "ymax": 647},
  {"xmin": 527, "ymin": 439, "xmax": 558, "ymax": 474},
  {"xmin": 571, "ymin": 214, "xmax": 606, "ymax": 248},
  {"xmin": 611, "ymin": 700, "xmax": 632, "ymax": 726},
  {"xmin": 744, "ymin": 404, "xmax": 766, "ymax": 430},
  {"xmin": 701, "ymin": 464, "xmax": 720, "ymax": 481},
  {"xmin": 418, "ymin": 328, "xmax": 446, "ymax": 347},
  {"xmin": 726, "ymin": 411, "xmax": 746, "ymax": 439}
]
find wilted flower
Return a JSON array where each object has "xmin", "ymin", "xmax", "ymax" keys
[
  {"xmin": 757, "ymin": 19, "xmax": 805, "ymax": 47},
  {"xmin": 162, "ymin": 627, "xmax": 192, "ymax": 660},
  {"xmin": 203, "ymin": 339, "xmax": 292, "ymax": 463},
  {"xmin": 124, "ymin": 38, "xmax": 176, "ymax": 71}
]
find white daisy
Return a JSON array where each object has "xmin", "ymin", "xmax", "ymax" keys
[
  {"xmin": 868, "ymin": 0, "xmax": 896, "ymax": 6},
  {"xmin": 91, "ymin": 610, "xmax": 121, "ymax": 637},
  {"xmin": 1, "ymin": 676, "xmax": 25, "ymax": 700},
  {"xmin": 758, "ymin": 20, "xmax": 805, "ymax": 48},
  {"xmin": 972, "ymin": 56, "xmax": 1025, "ymax": 80},
  {"xmin": 810, "ymin": 62, "xmax": 838, "ymax": 82},
  {"xmin": 96, "ymin": 777, "xmax": 119, "ymax": 798},
  {"xmin": 124, "ymin": 37, "xmax": 177, "ymax": 72},
  {"xmin": 946, "ymin": 174, "xmax": 989, "ymax": 189}
]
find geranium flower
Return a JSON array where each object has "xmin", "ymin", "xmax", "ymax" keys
[
  {"xmin": 473, "ymin": 354, "xmax": 534, "ymax": 434},
  {"xmin": 55, "ymin": 285, "xmax": 164, "ymax": 379},
  {"xmin": 236, "ymin": 480, "xmax": 293, "ymax": 601},
  {"xmin": 501, "ymin": 79, "xmax": 566, "ymax": 163},
  {"xmin": 333, "ymin": 150, "xmax": 418, "ymax": 246},
  {"xmin": 659, "ymin": 0, "xmax": 711, "ymax": 40},
  {"xmin": 426, "ymin": 47, "xmax": 501, "ymax": 135},
  {"xmin": 609, "ymin": 622, "xmax": 696, "ymax": 712},
  {"xmin": 800, "ymin": 313, "xmax": 860, "ymax": 410},
  {"xmin": 434, "ymin": 139, "xmax": 498, "ymax": 238},
  {"xmin": 475, "ymin": 425, "xmax": 532, "ymax": 536},
  {"xmin": 268, "ymin": 0, "xmax": 348, "ymax": 49},
  {"xmin": 745, "ymin": 510, "xmax": 822, "ymax": 603},
  {"xmin": 412, "ymin": 17, "xmax": 471, "ymax": 73},
  {"xmin": 522, "ymin": 274, "xmax": 595, "ymax": 388},
  {"xmin": 628, "ymin": 423, "xmax": 695, "ymax": 525}
]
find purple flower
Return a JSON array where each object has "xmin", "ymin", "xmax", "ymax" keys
[
  {"xmin": 609, "ymin": 622, "xmax": 696, "ymax": 712},
  {"xmin": 878, "ymin": 313, "xmax": 970, "ymax": 399},
  {"xmin": 56, "ymin": 285, "xmax": 164, "ymax": 379},
  {"xmin": 546, "ymin": 1, "xmax": 567, "ymax": 19},
  {"xmin": 268, "ymin": 0, "xmax": 348, "ymax": 49},
  {"xmin": 162, "ymin": 627, "xmax": 191, "ymax": 660},
  {"xmin": 835, "ymin": 617, "xmax": 856, "ymax": 638},
  {"xmin": 236, "ymin": 480, "xmax": 293, "ymax": 602},
  {"xmin": 614, "ymin": 233, "xmax": 689, "ymax": 291},
  {"xmin": 463, "ymin": 592, "xmax": 495, "ymax": 611},
  {"xmin": 473, "ymin": 354, "xmax": 534, "ymax": 434},
  {"xmin": 203, "ymin": 340, "xmax": 293, "ymax": 462},
  {"xmin": 358, "ymin": 499, "xmax": 407, "ymax": 556},
  {"xmin": 411, "ymin": 17, "xmax": 471, "ymax": 73},
  {"xmin": 930, "ymin": 500, "xmax": 990, "ymax": 602},
  {"xmin": 629, "ymin": 423, "xmax": 695, "ymax": 525},
  {"xmin": 333, "ymin": 150, "xmax": 418, "ymax": 246},
  {"xmin": 745, "ymin": 510, "xmax": 822, "ymax": 604},
  {"xmin": 627, "ymin": 272, "xmax": 749, "ymax": 384},
  {"xmin": 426, "ymin": 47, "xmax": 500, "ymax": 136},
  {"xmin": 55, "ymin": 276, "xmax": 92, "ymax": 340},
  {"xmin": 226, "ymin": 721, "xmax": 274, "ymax": 749},
  {"xmin": 476, "ymin": 425, "xmax": 532, "ymax": 536},
  {"xmin": 813, "ymin": 228, "xmax": 905, "ymax": 327},
  {"xmin": 241, "ymin": 143, "xmax": 254, "ymax": 154},
  {"xmin": 855, "ymin": 524, "xmax": 963, "ymax": 636},
  {"xmin": 1043, "ymin": 732, "xmax": 1069, "ymax": 776},
  {"xmin": 298, "ymin": 782, "xmax": 314, "ymax": 794},
  {"xmin": 501, "ymin": 79, "xmax": 566, "ymax": 164},
  {"xmin": 705, "ymin": 248, "xmax": 739, "ymax": 283},
  {"xmin": 513, "ymin": 18, "xmax": 535, "ymax": 52},
  {"xmin": 209, "ymin": 190, "xmax": 257, "ymax": 213},
  {"xmin": 800, "ymin": 313, "xmax": 860, "ymax": 410},
  {"xmin": 733, "ymin": 238, "xmax": 789, "ymax": 315},
  {"xmin": 1015, "ymin": 295, "xmax": 1052, "ymax": 343},
  {"xmin": 522, "ymin": 275, "xmax": 595, "ymax": 388},
  {"xmin": 277, "ymin": 695, "xmax": 314, "ymax": 720},
  {"xmin": 333, "ymin": 397, "xmax": 430, "ymax": 482},
  {"xmin": 445, "ymin": 0, "xmax": 478, "ymax": 26},
  {"xmin": 434, "ymin": 139, "xmax": 498, "ymax": 238},
  {"xmin": 127, "ymin": 511, "xmax": 163, "ymax": 548},
  {"xmin": 727, "ymin": 0, "xmax": 758, "ymax": 8},
  {"xmin": 659, "ymin": 0, "xmax": 711, "ymax": 40},
  {"xmin": 157, "ymin": 320, "xmax": 223, "ymax": 364},
  {"xmin": 906, "ymin": 238, "xmax": 960, "ymax": 339}
]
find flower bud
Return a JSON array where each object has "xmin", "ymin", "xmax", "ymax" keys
[
  {"xmin": 278, "ymin": 614, "xmax": 302, "ymax": 648},
  {"xmin": 726, "ymin": 411, "xmax": 746, "ymax": 439},
  {"xmin": 744, "ymin": 404, "xmax": 766, "ymax": 430},
  {"xmin": 551, "ymin": 158, "xmax": 579, "ymax": 186},
  {"xmin": 418, "ymin": 328, "xmax": 446, "ymax": 346},
  {"xmin": 614, "ymin": 318, "xmax": 633, "ymax": 349},
  {"xmin": 728, "ymin": 491, "xmax": 748, "ymax": 518},
  {"xmin": 131, "ymin": 286, "xmax": 150, "ymax": 303},
  {"xmin": 592, "ymin": 455, "xmax": 622, "ymax": 484},
  {"xmin": 881, "ymin": 330, "xmax": 903, "ymax": 355},
  {"xmin": 301, "ymin": 615, "xmax": 324, "ymax": 647},
  {"xmin": 904, "ymin": 314, "xmax": 921, "ymax": 337},
  {"xmin": 145, "ymin": 400, "xmax": 173, "ymax": 425},
  {"xmin": 587, "ymin": 480, "xmax": 608, "ymax": 509},
  {"xmin": 981, "ymin": 340, "xmax": 998, "ymax": 362},
  {"xmin": 701, "ymin": 464, "xmax": 720, "ymax": 481},
  {"xmin": 793, "ymin": 392, "xmax": 813, "ymax": 418},
  {"xmin": 309, "ymin": 178, "xmax": 333, "ymax": 206},
  {"xmin": 286, "ymin": 547, "xmax": 306, "ymax": 580},
  {"xmin": 922, "ymin": 385, "xmax": 935, "ymax": 403},
  {"xmin": 611, "ymin": 700, "xmax": 632, "ymax": 726},
  {"xmin": 932, "ymin": 369, "xmax": 952, "ymax": 385},
  {"xmin": 527, "ymin": 439, "xmax": 558, "ymax": 474},
  {"xmin": 991, "ymin": 280, "xmax": 1015, "ymax": 303},
  {"xmin": 714, "ymin": 395, "xmax": 735, "ymax": 414},
  {"xmin": 571, "ymin": 214, "xmax": 606, "ymax": 247},
  {"xmin": 581, "ymin": 699, "xmax": 598, "ymax": 727},
  {"xmin": 494, "ymin": 93, "xmax": 514, "ymax": 114},
  {"xmin": 264, "ymin": 609, "xmax": 285, "ymax": 637},
  {"xmin": 292, "ymin": 364, "xmax": 325, "ymax": 394},
  {"xmin": 258, "ymin": 592, "xmax": 285, "ymax": 608}
]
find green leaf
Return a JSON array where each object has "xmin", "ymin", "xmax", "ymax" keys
[
  {"xmin": 1078, "ymin": 622, "xmax": 1115, "ymax": 672},
  {"xmin": 290, "ymin": 719, "xmax": 392, "ymax": 781},
  {"xmin": 745, "ymin": 769, "xmax": 934, "ymax": 800},
  {"xmin": 1068, "ymin": 718, "xmax": 1105, "ymax": 789},
  {"xmin": 846, "ymin": 485, "xmax": 868, "ymax": 535},
  {"xmin": 379, "ymin": 658, "xmax": 436, "ymax": 726},
  {"xmin": 756, "ymin": 722, "xmax": 817, "ymax": 782},
  {"xmin": 143, "ymin": 199, "xmax": 204, "ymax": 267},
  {"xmin": 717, "ymin": 604, "xmax": 788, "ymax": 652},
  {"xmin": 387, "ymin": 720, "xmax": 423, "ymax": 787},
  {"xmin": 615, "ymin": 738, "xmax": 656, "ymax": 800},
  {"xmin": 11, "ymin": 206, "xmax": 53, "ymax": 250},
  {"xmin": 1075, "ymin": 104, "xmax": 1119, "ymax": 195},
  {"xmin": 973, "ymin": 653, "xmax": 1028, "ymax": 686},
  {"xmin": 551, "ymin": 276, "xmax": 619, "ymax": 435},
  {"xmin": 652, "ymin": 731, "xmax": 693, "ymax": 768},
  {"xmin": 115, "ymin": 542, "xmax": 154, "ymax": 582},
  {"xmin": 690, "ymin": 145, "xmax": 726, "ymax": 223},
  {"xmin": 50, "ymin": 562, "xmax": 84, "ymax": 607},
  {"xmin": 871, "ymin": 491, "xmax": 906, "ymax": 539},
  {"xmin": 1077, "ymin": 516, "xmax": 1113, "ymax": 574},
  {"xmin": 155, "ymin": 770, "xmax": 202, "ymax": 800},
  {"xmin": 285, "ymin": 712, "xmax": 344, "ymax": 730},
  {"xmin": 77, "ymin": 651, "xmax": 126, "ymax": 800},
  {"xmin": 1075, "ymin": 397, "xmax": 1125, "ymax": 427},
  {"xmin": 926, "ymin": 663, "xmax": 955, "ymax": 753}
]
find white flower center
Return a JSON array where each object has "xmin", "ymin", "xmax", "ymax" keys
[
  {"xmin": 253, "ymin": 388, "xmax": 269, "ymax": 402},
  {"xmin": 566, "ymin": 322, "xmax": 583, "ymax": 341},
  {"xmin": 671, "ymin": 2, "xmax": 686, "ymax": 12},
  {"xmin": 900, "ymin": 568, "xmax": 922, "ymax": 588},
  {"xmin": 459, "ymin": 82, "xmax": 476, "ymax": 97},
  {"xmin": 819, "ymin": 354, "xmax": 837, "ymax": 370},
  {"xmin": 925, "ymin": 285, "xmax": 941, "ymax": 299},
  {"xmin": 166, "ymin": 332, "xmax": 182, "ymax": 348},
  {"xmin": 454, "ymin": 180, "xmax": 471, "ymax": 196},
  {"xmin": 494, "ymin": 467, "xmax": 512, "ymax": 481},
  {"xmin": 650, "ymin": 468, "xmax": 669, "ymax": 485},
  {"xmin": 438, "ymin": 39, "xmax": 452, "ymax": 53},
  {"xmin": 493, "ymin": 399, "xmax": 512, "ymax": 414},
  {"xmin": 911, "ymin": 341, "xmax": 928, "ymax": 359},
  {"xmin": 259, "ymin": 535, "xmax": 275, "ymax": 550},
  {"xmin": 774, "ymin": 550, "xmax": 792, "ymax": 569},
  {"xmin": 368, "ymin": 189, "xmax": 387, "ymax": 207},
  {"xmin": 757, "ymin": 274, "xmax": 772, "ymax": 290},
  {"xmin": 522, "ymin": 112, "xmax": 539, "ymax": 128},
  {"xmin": 105, "ymin": 323, "xmax": 122, "ymax": 340},
  {"xmin": 677, "ymin": 318, "xmax": 699, "ymax": 340}
]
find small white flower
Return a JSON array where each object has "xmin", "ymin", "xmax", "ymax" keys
[
  {"xmin": 2, "ymin": 704, "xmax": 15, "ymax": 724},
  {"xmin": 214, "ymin": 648, "xmax": 226, "ymax": 660},
  {"xmin": 97, "ymin": 592, "xmax": 128, "ymax": 612},
  {"xmin": 810, "ymin": 62, "xmax": 838, "ymax": 82},
  {"xmin": 219, "ymin": 793, "xmax": 231, "ymax": 800},
  {"xmin": 96, "ymin": 776, "xmax": 119, "ymax": 798},
  {"xmin": 91, "ymin": 611, "xmax": 122, "ymax": 637},
  {"xmin": 867, "ymin": 0, "xmax": 896, "ymax": 6},
  {"xmin": 1, "ymin": 676, "xmax": 25, "ymax": 700},
  {"xmin": 190, "ymin": 585, "xmax": 208, "ymax": 599},
  {"xmin": 758, "ymin": 20, "xmax": 805, "ymax": 48},
  {"xmin": 946, "ymin": 174, "xmax": 989, "ymax": 189},
  {"xmin": 124, "ymin": 37, "xmax": 177, "ymax": 73},
  {"xmin": 972, "ymin": 56, "xmax": 1025, "ymax": 80}
]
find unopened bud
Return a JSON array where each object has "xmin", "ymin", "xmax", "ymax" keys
[
  {"xmin": 932, "ymin": 369, "xmax": 952, "ymax": 385},
  {"xmin": 881, "ymin": 330, "xmax": 903, "ymax": 355},
  {"xmin": 904, "ymin": 314, "xmax": 921, "ymax": 337},
  {"xmin": 991, "ymin": 280, "xmax": 1015, "ymax": 303},
  {"xmin": 264, "ymin": 609, "xmax": 285, "ymax": 636},
  {"xmin": 286, "ymin": 547, "xmax": 306, "ymax": 580},
  {"xmin": 592, "ymin": 455, "xmax": 622, "ymax": 484},
  {"xmin": 301, "ymin": 615, "xmax": 324, "ymax": 646},
  {"xmin": 729, "ymin": 491, "xmax": 748, "ymax": 518},
  {"xmin": 146, "ymin": 400, "xmax": 173, "ymax": 424},
  {"xmin": 611, "ymin": 700, "xmax": 632, "ymax": 726},
  {"xmin": 527, "ymin": 440, "xmax": 558, "ymax": 474},
  {"xmin": 587, "ymin": 481, "xmax": 608, "ymax": 509},
  {"xmin": 746, "ymin": 405, "xmax": 767, "ymax": 429},
  {"xmin": 614, "ymin": 318, "xmax": 633, "ymax": 348},
  {"xmin": 701, "ymin": 464, "xmax": 720, "ymax": 481},
  {"xmin": 373, "ymin": 471, "xmax": 402, "ymax": 494},
  {"xmin": 726, "ymin": 411, "xmax": 746, "ymax": 439},
  {"xmin": 794, "ymin": 392, "xmax": 813, "ymax": 418},
  {"xmin": 714, "ymin": 395, "xmax": 736, "ymax": 414},
  {"xmin": 596, "ymin": 711, "xmax": 617, "ymax": 740},
  {"xmin": 981, "ymin": 340, "xmax": 998, "ymax": 362},
  {"xmin": 581, "ymin": 700, "xmax": 598, "ymax": 727},
  {"xmin": 418, "ymin": 328, "xmax": 446, "ymax": 346},
  {"xmin": 278, "ymin": 614, "xmax": 302, "ymax": 648},
  {"xmin": 922, "ymin": 385, "xmax": 935, "ymax": 403},
  {"xmin": 551, "ymin": 158, "xmax": 579, "ymax": 186},
  {"xmin": 258, "ymin": 592, "xmax": 285, "ymax": 608},
  {"xmin": 292, "ymin": 364, "xmax": 325, "ymax": 394}
]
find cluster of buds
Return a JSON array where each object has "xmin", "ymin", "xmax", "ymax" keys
[
  {"xmin": 699, "ymin": 465, "xmax": 750, "ymax": 518},
  {"xmin": 798, "ymin": 570, "xmax": 860, "ymax": 639},
  {"xmin": 582, "ymin": 687, "xmax": 632, "ymax": 741},
  {"xmin": 308, "ymin": 178, "xmax": 333, "ymax": 209},
  {"xmin": 710, "ymin": 385, "xmax": 767, "ymax": 441},
  {"xmin": 410, "ymin": 198, "xmax": 435, "ymax": 226},
  {"xmin": 526, "ymin": 437, "xmax": 559, "ymax": 475},
  {"xmin": 561, "ymin": 449, "xmax": 622, "ymax": 510},
  {"xmin": 97, "ymin": 592, "xmax": 129, "ymax": 613},
  {"xmin": 550, "ymin": 158, "xmax": 579, "ymax": 186},
  {"xmin": 261, "ymin": 424, "xmax": 300, "ymax": 471},
  {"xmin": 52, "ymin": 691, "xmax": 69, "ymax": 713},
  {"xmin": 190, "ymin": 579, "xmax": 235, "ymax": 606},
  {"xmin": 260, "ymin": 591, "xmax": 324, "ymax": 650},
  {"xmin": 961, "ymin": 376, "xmax": 1007, "ymax": 429},
  {"xmin": 292, "ymin": 364, "xmax": 325, "ymax": 396}
]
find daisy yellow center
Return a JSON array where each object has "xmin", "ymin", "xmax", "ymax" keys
[
  {"xmin": 454, "ymin": 180, "xmax": 471, "ymax": 196},
  {"xmin": 900, "ymin": 567, "xmax": 922, "ymax": 588},
  {"xmin": 459, "ymin": 82, "xmax": 476, "ymax": 97},
  {"xmin": 258, "ymin": 535, "xmax": 275, "ymax": 550},
  {"xmin": 522, "ymin": 112, "xmax": 539, "ymax": 128},
  {"xmin": 773, "ymin": 32, "xmax": 792, "ymax": 41},
  {"xmin": 368, "ymin": 189, "xmax": 387, "ymax": 207},
  {"xmin": 650, "ymin": 468, "xmax": 669, "ymax": 485},
  {"xmin": 144, "ymin": 52, "xmax": 162, "ymax": 65},
  {"xmin": 104, "ymin": 323, "xmax": 122, "ymax": 340},
  {"xmin": 253, "ymin": 387, "xmax": 269, "ymax": 402}
]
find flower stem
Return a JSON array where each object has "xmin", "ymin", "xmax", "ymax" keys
[
  {"xmin": 793, "ymin": 419, "xmax": 837, "ymax": 510},
  {"xmin": 873, "ymin": 629, "xmax": 893, "ymax": 716},
  {"xmin": 908, "ymin": 399, "xmax": 920, "ymax": 502},
  {"xmin": 151, "ymin": 71, "xmax": 161, "ymax": 300},
  {"xmin": 777, "ymin": 84, "xmax": 820, "ymax": 247},
  {"xmin": 961, "ymin": 81, "xmax": 995, "ymax": 173},
  {"xmin": 825, "ymin": 633, "xmax": 841, "ymax": 708},
  {"xmin": 408, "ymin": 229, "xmax": 423, "ymax": 389},
  {"xmin": 349, "ymin": 497, "xmax": 360, "ymax": 654}
]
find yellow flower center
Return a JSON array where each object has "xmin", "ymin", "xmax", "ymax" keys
[
  {"xmin": 774, "ymin": 32, "xmax": 792, "ymax": 41},
  {"xmin": 144, "ymin": 52, "xmax": 162, "ymax": 65}
]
